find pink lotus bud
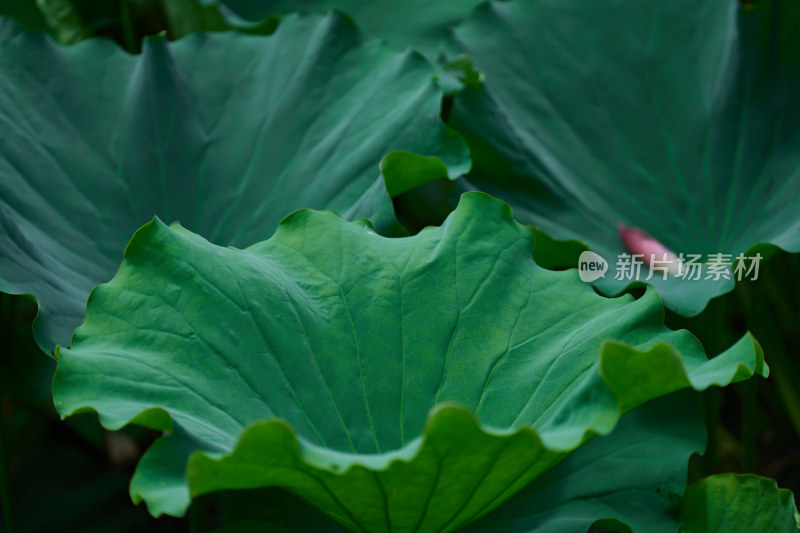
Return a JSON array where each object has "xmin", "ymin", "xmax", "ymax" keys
[{"xmin": 618, "ymin": 222, "xmax": 681, "ymax": 275}]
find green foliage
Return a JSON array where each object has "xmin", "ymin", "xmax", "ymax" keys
[
  {"xmin": 0, "ymin": 0, "xmax": 798, "ymax": 530},
  {"xmin": 680, "ymin": 474, "xmax": 800, "ymax": 532},
  {"xmin": 0, "ymin": 11, "xmax": 467, "ymax": 354},
  {"xmin": 198, "ymin": 0, "xmax": 484, "ymax": 58},
  {"xmin": 448, "ymin": 0, "xmax": 800, "ymax": 316},
  {"xmin": 36, "ymin": 0, "xmax": 91, "ymax": 43},
  {"xmin": 184, "ymin": 392, "xmax": 710, "ymax": 532},
  {"xmin": 54, "ymin": 194, "xmax": 764, "ymax": 528},
  {"xmin": 471, "ymin": 391, "xmax": 703, "ymax": 533}
]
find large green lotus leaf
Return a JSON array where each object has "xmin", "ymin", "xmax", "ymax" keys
[
  {"xmin": 0, "ymin": 10, "xmax": 469, "ymax": 354},
  {"xmin": 448, "ymin": 0, "xmax": 800, "ymax": 316},
  {"xmin": 680, "ymin": 474, "xmax": 800, "ymax": 532},
  {"xmin": 54, "ymin": 193, "xmax": 765, "ymax": 527},
  {"xmin": 196, "ymin": 0, "xmax": 482, "ymax": 58}
]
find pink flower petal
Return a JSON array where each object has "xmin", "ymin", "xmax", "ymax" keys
[{"xmin": 618, "ymin": 222, "xmax": 680, "ymax": 274}]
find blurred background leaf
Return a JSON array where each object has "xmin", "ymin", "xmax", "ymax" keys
[{"xmin": 0, "ymin": 293, "xmax": 185, "ymax": 532}]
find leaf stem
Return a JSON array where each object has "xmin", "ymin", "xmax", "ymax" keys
[
  {"xmin": 702, "ymin": 388, "xmax": 721, "ymax": 476},
  {"xmin": 0, "ymin": 399, "xmax": 17, "ymax": 533},
  {"xmin": 740, "ymin": 379, "xmax": 757, "ymax": 473},
  {"xmin": 120, "ymin": 0, "xmax": 137, "ymax": 54},
  {"xmin": 761, "ymin": 351, "xmax": 800, "ymax": 438}
]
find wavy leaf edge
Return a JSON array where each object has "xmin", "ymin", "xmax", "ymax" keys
[{"xmin": 52, "ymin": 194, "xmax": 767, "ymax": 520}]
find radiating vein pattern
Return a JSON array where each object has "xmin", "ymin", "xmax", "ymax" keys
[
  {"xmin": 449, "ymin": 0, "xmax": 800, "ymax": 315},
  {"xmin": 54, "ymin": 193, "xmax": 765, "ymax": 527},
  {"xmin": 0, "ymin": 10, "xmax": 467, "ymax": 352}
]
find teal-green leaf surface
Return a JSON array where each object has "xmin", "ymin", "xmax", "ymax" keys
[
  {"xmin": 0, "ymin": 11, "xmax": 469, "ymax": 353},
  {"xmin": 469, "ymin": 391, "xmax": 704, "ymax": 533},
  {"xmin": 680, "ymin": 474, "xmax": 800, "ymax": 532},
  {"xmin": 449, "ymin": 0, "xmax": 800, "ymax": 316},
  {"xmin": 53, "ymin": 193, "xmax": 765, "ymax": 527},
  {"xmin": 201, "ymin": 392, "xmax": 705, "ymax": 532}
]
